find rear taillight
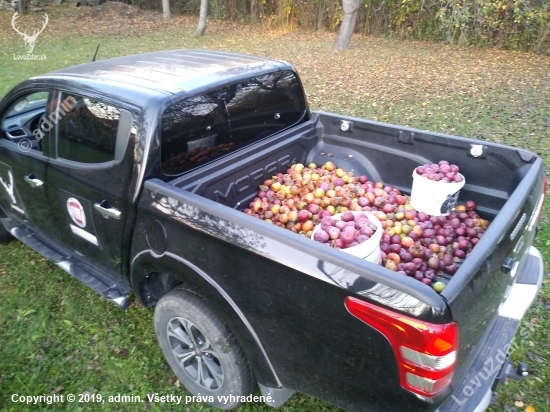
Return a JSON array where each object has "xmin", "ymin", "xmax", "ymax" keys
[{"xmin": 345, "ymin": 296, "xmax": 459, "ymax": 398}]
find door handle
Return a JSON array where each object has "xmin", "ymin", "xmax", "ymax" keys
[
  {"xmin": 94, "ymin": 201, "xmax": 121, "ymax": 219},
  {"xmin": 24, "ymin": 174, "xmax": 43, "ymax": 188}
]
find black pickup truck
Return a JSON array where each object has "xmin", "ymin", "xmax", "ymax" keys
[{"xmin": 0, "ymin": 50, "xmax": 546, "ymax": 412}]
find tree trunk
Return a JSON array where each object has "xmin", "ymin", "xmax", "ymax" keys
[
  {"xmin": 229, "ymin": 0, "xmax": 235, "ymax": 22},
  {"xmin": 250, "ymin": 0, "xmax": 256, "ymax": 24},
  {"xmin": 290, "ymin": 0, "xmax": 295, "ymax": 30},
  {"xmin": 334, "ymin": 0, "xmax": 360, "ymax": 51},
  {"xmin": 316, "ymin": 0, "xmax": 325, "ymax": 31},
  {"xmin": 18, "ymin": 0, "xmax": 27, "ymax": 14},
  {"xmin": 162, "ymin": 0, "xmax": 170, "ymax": 19},
  {"xmin": 195, "ymin": 0, "xmax": 208, "ymax": 36}
]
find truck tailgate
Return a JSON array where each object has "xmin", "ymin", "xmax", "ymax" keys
[{"xmin": 440, "ymin": 155, "xmax": 545, "ymax": 404}]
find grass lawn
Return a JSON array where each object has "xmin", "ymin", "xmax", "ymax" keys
[{"xmin": 1, "ymin": 4, "xmax": 549, "ymax": 411}]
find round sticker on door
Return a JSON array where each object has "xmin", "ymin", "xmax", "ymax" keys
[{"xmin": 67, "ymin": 197, "xmax": 86, "ymax": 228}]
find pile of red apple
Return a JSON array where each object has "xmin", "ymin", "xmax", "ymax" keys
[
  {"xmin": 163, "ymin": 142, "xmax": 236, "ymax": 173},
  {"xmin": 415, "ymin": 161, "xmax": 464, "ymax": 183},
  {"xmin": 242, "ymin": 161, "xmax": 490, "ymax": 290},
  {"xmin": 313, "ymin": 211, "xmax": 379, "ymax": 248}
]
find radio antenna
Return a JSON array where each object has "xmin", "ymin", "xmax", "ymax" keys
[{"xmin": 91, "ymin": 44, "xmax": 100, "ymax": 62}]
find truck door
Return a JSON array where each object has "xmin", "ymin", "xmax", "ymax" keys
[
  {"xmin": 0, "ymin": 88, "xmax": 60, "ymax": 238},
  {"xmin": 45, "ymin": 91, "xmax": 134, "ymax": 277}
]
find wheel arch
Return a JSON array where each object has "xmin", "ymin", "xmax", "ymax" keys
[{"xmin": 131, "ymin": 250, "xmax": 282, "ymax": 390}]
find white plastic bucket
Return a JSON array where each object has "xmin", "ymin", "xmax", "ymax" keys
[
  {"xmin": 410, "ymin": 171, "xmax": 465, "ymax": 216},
  {"xmin": 312, "ymin": 211, "xmax": 382, "ymax": 264}
]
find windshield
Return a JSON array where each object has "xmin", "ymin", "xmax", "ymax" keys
[{"xmin": 5, "ymin": 92, "xmax": 48, "ymax": 119}]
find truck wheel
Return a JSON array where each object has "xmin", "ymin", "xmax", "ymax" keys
[
  {"xmin": 0, "ymin": 223, "xmax": 12, "ymax": 244},
  {"xmin": 154, "ymin": 287, "xmax": 255, "ymax": 410}
]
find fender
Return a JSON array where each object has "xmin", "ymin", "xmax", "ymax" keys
[{"xmin": 131, "ymin": 249, "xmax": 283, "ymax": 390}]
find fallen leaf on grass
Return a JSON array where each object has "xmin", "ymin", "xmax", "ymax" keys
[
  {"xmin": 51, "ymin": 385, "xmax": 64, "ymax": 394},
  {"xmin": 117, "ymin": 349, "xmax": 128, "ymax": 357}
]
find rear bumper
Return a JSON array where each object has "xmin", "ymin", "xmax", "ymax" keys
[{"xmin": 437, "ymin": 246, "xmax": 543, "ymax": 412}]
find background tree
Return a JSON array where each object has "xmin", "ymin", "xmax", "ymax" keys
[
  {"xmin": 162, "ymin": 0, "xmax": 170, "ymax": 19},
  {"xmin": 64, "ymin": 0, "xmax": 547, "ymax": 54},
  {"xmin": 195, "ymin": 0, "xmax": 208, "ymax": 36},
  {"xmin": 18, "ymin": 0, "xmax": 27, "ymax": 14},
  {"xmin": 334, "ymin": 0, "xmax": 360, "ymax": 51}
]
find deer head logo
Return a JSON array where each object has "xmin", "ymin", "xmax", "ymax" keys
[{"xmin": 11, "ymin": 12, "xmax": 49, "ymax": 54}]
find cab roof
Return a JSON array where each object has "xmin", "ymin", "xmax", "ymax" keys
[{"xmin": 40, "ymin": 49, "xmax": 291, "ymax": 95}]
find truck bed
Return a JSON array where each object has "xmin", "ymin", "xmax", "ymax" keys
[{"xmin": 136, "ymin": 111, "xmax": 545, "ymax": 411}]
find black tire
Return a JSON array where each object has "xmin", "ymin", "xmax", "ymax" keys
[
  {"xmin": 0, "ymin": 223, "xmax": 12, "ymax": 244},
  {"xmin": 154, "ymin": 287, "xmax": 255, "ymax": 410}
]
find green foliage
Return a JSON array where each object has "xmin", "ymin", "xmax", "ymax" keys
[
  {"xmin": 436, "ymin": 0, "xmax": 550, "ymax": 51},
  {"xmin": 115, "ymin": 0, "xmax": 549, "ymax": 52}
]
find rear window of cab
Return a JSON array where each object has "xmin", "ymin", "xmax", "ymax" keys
[{"xmin": 161, "ymin": 70, "xmax": 307, "ymax": 176}]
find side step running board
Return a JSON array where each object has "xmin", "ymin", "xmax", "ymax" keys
[
  {"xmin": 11, "ymin": 227, "xmax": 131, "ymax": 309},
  {"xmin": 11, "ymin": 226, "xmax": 66, "ymax": 263}
]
